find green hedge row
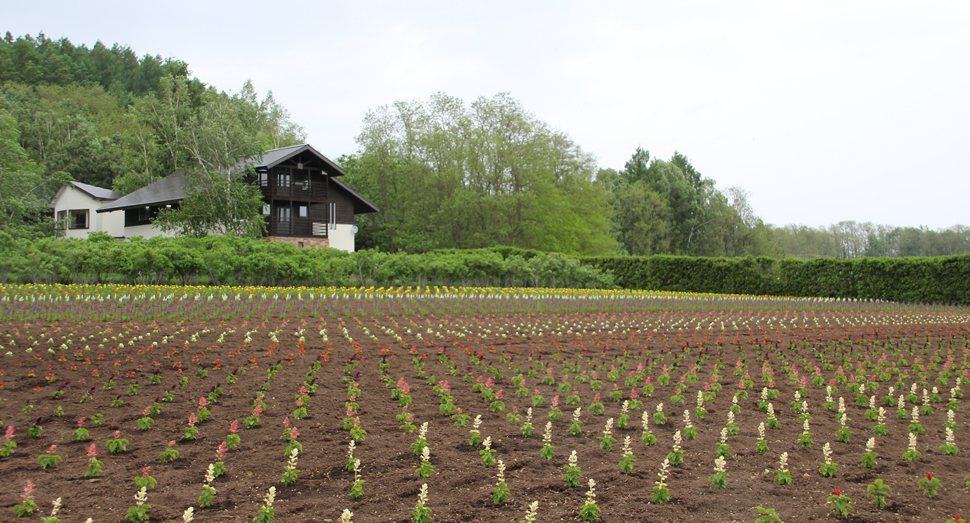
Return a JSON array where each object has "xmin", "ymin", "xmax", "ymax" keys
[
  {"xmin": 2, "ymin": 233, "xmax": 965, "ymax": 304},
  {"xmin": 579, "ymin": 254, "xmax": 970, "ymax": 305},
  {"xmin": 0, "ymin": 233, "xmax": 614, "ymax": 289}
]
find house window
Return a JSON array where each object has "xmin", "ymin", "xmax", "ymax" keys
[
  {"xmin": 330, "ymin": 202, "xmax": 337, "ymax": 229},
  {"xmin": 278, "ymin": 206, "xmax": 291, "ymax": 222},
  {"xmin": 262, "ymin": 204, "xmax": 270, "ymax": 215},
  {"xmin": 298, "ymin": 205, "xmax": 307, "ymax": 218},
  {"xmin": 257, "ymin": 171, "xmax": 269, "ymax": 187},
  {"xmin": 278, "ymin": 170, "xmax": 291, "ymax": 188},
  {"xmin": 68, "ymin": 209, "xmax": 89, "ymax": 230},
  {"xmin": 297, "ymin": 242, "xmax": 304, "ymax": 248}
]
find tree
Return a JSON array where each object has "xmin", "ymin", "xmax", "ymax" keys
[
  {"xmin": 345, "ymin": 92, "xmax": 614, "ymax": 254},
  {"xmin": 0, "ymin": 109, "xmax": 68, "ymax": 238},
  {"xmin": 153, "ymin": 86, "xmax": 266, "ymax": 238}
]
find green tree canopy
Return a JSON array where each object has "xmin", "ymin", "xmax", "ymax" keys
[{"xmin": 343, "ymin": 92, "xmax": 615, "ymax": 255}]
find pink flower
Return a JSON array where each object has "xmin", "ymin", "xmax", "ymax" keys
[
  {"xmin": 21, "ymin": 480, "xmax": 35, "ymax": 502},
  {"xmin": 167, "ymin": 440, "xmax": 177, "ymax": 448},
  {"xmin": 289, "ymin": 427, "xmax": 300, "ymax": 440},
  {"xmin": 229, "ymin": 420, "xmax": 240, "ymax": 433},
  {"xmin": 198, "ymin": 397, "xmax": 208, "ymax": 409},
  {"xmin": 85, "ymin": 443, "xmax": 98, "ymax": 458},
  {"xmin": 142, "ymin": 406, "xmax": 152, "ymax": 416},
  {"xmin": 113, "ymin": 430, "xmax": 121, "ymax": 439},
  {"xmin": 4, "ymin": 426, "xmax": 14, "ymax": 441},
  {"xmin": 283, "ymin": 417, "xmax": 291, "ymax": 428},
  {"xmin": 593, "ymin": 393, "xmax": 601, "ymax": 402},
  {"xmin": 217, "ymin": 441, "xmax": 228, "ymax": 459},
  {"xmin": 187, "ymin": 413, "xmax": 198, "ymax": 426},
  {"xmin": 552, "ymin": 395, "xmax": 560, "ymax": 408},
  {"xmin": 47, "ymin": 444, "xmax": 57, "ymax": 454},
  {"xmin": 142, "ymin": 466, "xmax": 151, "ymax": 478},
  {"xmin": 253, "ymin": 405, "xmax": 263, "ymax": 416},
  {"xmin": 77, "ymin": 417, "xmax": 86, "ymax": 428},
  {"xmin": 295, "ymin": 398, "xmax": 304, "ymax": 407}
]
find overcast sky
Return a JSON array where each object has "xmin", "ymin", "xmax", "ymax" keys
[{"xmin": 7, "ymin": 1, "xmax": 969, "ymax": 229}]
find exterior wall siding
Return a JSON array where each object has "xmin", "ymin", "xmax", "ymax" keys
[
  {"xmin": 123, "ymin": 224, "xmax": 177, "ymax": 239},
  {"xmin": 328, "ymin": 224, "xmax": 355, "ymax": 252},
  {"xmin": 53, "ymin": 186, "xmax": 124, "ymax": 238}
]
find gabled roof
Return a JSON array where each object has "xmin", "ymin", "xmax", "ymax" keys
[
  {"xmin": 95, "ymin": 144, "xmax": 378, "ymax": 215},
  {"xmin": 234, "ymin": 144, "xmax": 347, "ymax": 176},
  {"xmin": 69, "ymin": 181, "xmax": 123, "ymax": 201},
  {"xmin": 96, "ymin": 172, "xmax": 186, "ymax": 213},
  {"xmin": 331, "ymin": 177, "xmax": 380, "ymax": 214}
]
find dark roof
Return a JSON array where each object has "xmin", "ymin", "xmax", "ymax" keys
[
  {"xmin": 95, "ymin": 144, "xmax": 378, "ymax": 215},
  {"xmin": 331, "ymin": 177, "xmax": 380, "ymax": 214},
  {"xmin": 233, "ymin": 144, "xmax": 347, "ymax": 176},
  {"xmin": 96, "ymin": 172, "xmax": 186, "ymax": 213},
  {"xmin": 71, "ymin": 181, "xmax": 122, "ymax": 201}
]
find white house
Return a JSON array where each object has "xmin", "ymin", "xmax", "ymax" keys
[
  {"xmin": 51, "ymin": 181, "xmax": 125, "ymax": 238},
  {"xmin": 79, "ymin": 144, "xmax": 378, "ymax": 252}
]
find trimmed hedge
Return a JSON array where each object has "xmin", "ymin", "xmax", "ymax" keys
[
  {"xmin": 0, "ymin": 234, "xmax": 614, "ymax": 289},
  {"xmin": 579, "ymin": 255, "xmax": 970, "ymax": 305}
]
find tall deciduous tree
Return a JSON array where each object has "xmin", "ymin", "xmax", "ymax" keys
[
  {"xmin": 0, "ymin": 109, "xmax": 68, "ymax": 238},
  {"xmin": 345, "ymin": 92, "xmax": 614, "ymax": 254},
  {"xmin": 153, "ymin": 86, "xmax": 266, "ymax": 238}
]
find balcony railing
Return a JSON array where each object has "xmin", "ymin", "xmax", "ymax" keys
[{"xmin": 267, "ymin": 217, "xmax": 328, "ymax": 238}]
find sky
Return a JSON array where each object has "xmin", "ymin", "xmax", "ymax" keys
[{"xmin": 6, "ymin": 1, "xmax": 969, "ymax": 229}]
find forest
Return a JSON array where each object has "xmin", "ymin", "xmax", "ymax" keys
[{"xmin": 1, "ymin": 32, "xmax": 967, "ymax": 259}]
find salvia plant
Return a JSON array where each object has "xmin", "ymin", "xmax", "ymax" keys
[
  {"xmin": 125, "ymin": 486, "xmax": 150, "ymax": 523},
  {"xmin": 902, "ymin": 433, "xmax": 922, "ymax": 461},
  {"xmin": 641, "ymin": 411, "xmax": 657, "ymax": 445},
  {"xmin": 480, "ymin": 436, "xmax": 496, "ymax": 467},
  {"xmin": 654, "ymin": 403, "xmax": 667, "ymax": 425},
  {"xmin": 599, "ymin": 418, "xmax": 616, "ymax": 451},
  {"xmin": 651, "ymin": 458, "xmax": 671, "ymax": 504},
  {"xmin": 493, "ymin": 459, "xmax": 510, "ymax": 504},
  {"xmin": 918, "ymin": 472, "xmax": 942, "ymax": 498},
  {"xmin": 13, "ymin": 480, "xmax": 38, "ymax": 517},
  {"xmin": 756, "ymin": 422, "xmax": 769, "ymax": 453},
  {"xmin": 619, "ymin": 436, "xmax": 635, "ymax": 474},
  {"xmin": 159, "ymin": 440, "xmax": 180, "ymax": 462},
  {"xmin": 579, "ymin": 479, "xmax": 600, "ymax": 521},
  {"xmin": 197, "ymin": 464, "xmax": 217, "ymax": 508},
  {"xmin": 826, "ymin": 489, "xmax": 852, "ymax": 519},
  {"xmin": 866, "ymin": 479, "xmax": 891, "ymax": 509},
  {"xmin": 416, "ymin": 446, "xmax": 434, "ymax": 478},
  {"xmin": 562, "ymin": 450, "xmax": 582, "ymax": 487},
  {"xmin": 774, "ymin": 452, "xmax": 792, "ymax": 485},
  {"xmin": 84, "ymin": 443, "xmax": 102, "ymax": 478},
  {"xmin": 861, "ymin": 437, "xmax": 877, "ymax": 469},
  {"xmin": 469, "ymin": 415, "xmax": 482, "ymax": 446},
  {"xmin": 939, "ymin": 427, "xmax": 959, "ymax": 456},
  {"xmin": 798, "ymin": 419, "xmax": 813, "ymax": 448},
  {"xmin": 411, "ymin": 483, "xmax": 431, "ymax": 523},
  {"xmin": 350, "ymin": 459, "xmax": 364, "ymax": 500},
  {"xmin": 519, "ymin": 500, "xmax": 539, "ymax": 523},
  {"xmin": 281, "ymin": 447, "xmax": 300, "ymax": 486},
  {"xmin": 819, "ymin": 442, "xmax": 837, "ymax": 478},
  {"xmin": 569, "ymin": 408, "xmax": 583, "ymax": 436},
  {"xmin": 668, "ymin": 430, "xmax": 684, "ymax": 466},
  {"xmin": 253, "ymin": 486, "xmax": 276, "ymax": 523},
  {"xmin": 540, "ymin": 421, "xmax": 555, "ymax": 459},
  {"xmin": 37, "ymin": 445, "xmax": 62, "ymax": 470},
  {"xmin": 134, "ymin": 467, "xmax": 157, "ymax": 489}
]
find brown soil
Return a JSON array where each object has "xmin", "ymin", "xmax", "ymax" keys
[{"xmin": 0, "ymin": 308, "xmax": 968, "ymax": 523}]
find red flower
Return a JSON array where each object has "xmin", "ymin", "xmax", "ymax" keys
[
  {"xmin": 833, "ymin": 490, "xmax": 841, "ymax": 496},
  {"xmin": 927, "ymin": 473, "xmax": 933, "ymax": 480}
]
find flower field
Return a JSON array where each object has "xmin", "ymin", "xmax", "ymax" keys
[{"xmin": 1, "ymin": 284, "xmax": 969, "ymax": 523}]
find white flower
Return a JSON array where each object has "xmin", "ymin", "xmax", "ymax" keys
[
  {"xmin": 778, "ymin": 452, "xmax": 788, "ymax": 471},
  {"xmin": 340, "ymin": 508, "xmax": 354, "ymax": 523},
  {"xmin": 418, "ymin": 483, "xmax": 429, "ymax": 505},
  {"xmin": 713, "ymin": 455, "xmax": 726, "ymax": 473},
  {"xmin": 135, "ymin": 486, "xmax": 148, "ymax": 507},
  {"xmin": 568, "ymin": 450, "xmax": 578, "ymax": 467},
  {"xmin": 182, "ymin": 506, "xmax": 195, "ymax": 523},
  {"xmin": 865, "ymin": 437, "xmax": 875, "ymax": 453}
]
